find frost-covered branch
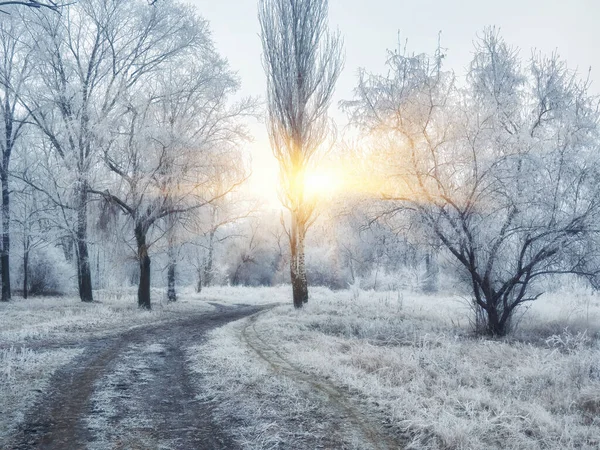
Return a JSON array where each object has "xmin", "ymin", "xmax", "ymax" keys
[{"xmin": 344, "ymin": 27, "xmax": 600, "ymax": 336}]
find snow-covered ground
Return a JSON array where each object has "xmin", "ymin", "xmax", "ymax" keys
[
  {"xmin": 0, "ymin": 288, "xmax": 216, "ymax": 443},
  {"xmin": 0, "ymin": 288, "xmax": 218, "ymax": 346},
  {"xmin": 191, "ymin": 285, "xmax": 600, "ymax": 449},
  {"xmin": 0, "ymin": 346, "xmax": 83, "ymax": 443},
  {"xmin": 3, "ymin": 285, "xmax": 599, "ymax": 448}
]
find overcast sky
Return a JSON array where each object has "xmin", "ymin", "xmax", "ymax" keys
[{"xmin": 186, "ymin": 0, "xmax": 600, "ymax": 199}]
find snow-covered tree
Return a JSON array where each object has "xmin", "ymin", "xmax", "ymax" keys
[
  {"xmin": 20, "ymin": 0, "xmax": 204, "ymax": 302},
  {"xmin": 0, "ymin": 13, "xmax": 33, "ymax": 301},
  {"xmin": 344, "ymin": 29, "xmax": 600, "ymax": 336},
  {"xmin": 94, "ymin": 33, "xmax": 251, "ymax": 309},
  {"xmin": 259, "ymin": 0, "xmax": 343, "ymax": 308},
  {"xmin": 0, "ymin": 1, "xmax": 61, "ymax": 12}
]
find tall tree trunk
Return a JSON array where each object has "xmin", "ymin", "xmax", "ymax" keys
[
  {"xmin": 290, "ymin": 211, "xmax": 308, "ymax": 308},
  {"xmin": 167, "ymin": 245, "xmax": 177, "ymax": 302},
  {"xmin": 61, "ymin": 236, "xmax": 74, "ymax": 262},
  {"xmin": 76, "ymin": 182, "xmax": 93, "ymax": 302},
  {"xmin": 203, "ymin": 229, "xmax": 215, "ymax": 287},
  {"xmin": 167, "ymin": 263, "xmax": 176, "ymax": 301},
  {"xmin": 1, "ymin": 170, "xmax": 10, "ymax": 301},
  {"xmin": 135, "ymin": 223, "xmax": 151, "ymax": 310},
  {"xmin": 95, "ymin": 248, "xmax": 101, "ymax": 289},
  {"xmin": 166, "ymin": 216, "xmax": 177, "ymax": 302},
  {"xmin": 486, "ymin": 305, "xmax": 505, "ymax": 337},
  {"xmin": 423, "ymin": 252, "xmax": 438, "ymax": 293},
  {"xmin": 298, "ymin": 231, "xmax": 308, "ymax": 304},
  {"xmin": 196, "ymin": 267, "xmax": 202, "ymax": 293},
  {"xmin": 22, "ymin": 237, "xmax": 28, "ymax": 300}
]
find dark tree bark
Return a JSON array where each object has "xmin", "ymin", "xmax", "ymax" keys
[
  {"xmin": 483, "ymin": 305, "xmax": 507, "ymax": 337},
  {"xmin": 195, "ymin": 268, "xmax": 202, "ymax": 293},
  {"xmin": 290, "ymin": 270, "xmax": 308, "ymax": 308},
  {"xmin": 166, "ymin": 214, "xmax": 178, "ymax": 302},
  {"xmin": 22, "ymin": 237, "xmax": 28, "ymax": 299},
  {"xmin": 289, "ymin": 212, "xmax": 308, "ymax": 308},
  {"xmin": 203, "ymin": 229, "xmax": 215, "ymax": 287},
  {"xmin": 167, "ymin": 253, "xmax": 177, "ymax": 302},
  {"xmin": 135, "ymin": 223, "xmax": 151, "ymax": 310},
  {"xmin": 422, "ymin": 252, "xmax": 438, "ymax": 294},
  {"xmin": 0, "ymin": 73, "xmax": 24, "ymax": 302},
  {"xmin": 75, "ymin": 183, "xmax": 93, "ymax": 303},
  {"xmin": 1, "ymin": 169, "xmax": 10, "ymax": 301}
]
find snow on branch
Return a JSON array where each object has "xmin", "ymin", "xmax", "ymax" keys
[{"xmin": 0, "ymin": 1, "xmax": 62, "ymax": 12}]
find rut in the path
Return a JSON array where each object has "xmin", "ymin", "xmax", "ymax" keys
[
  {"xmin": 241, "ymin": 312, "xmax": 405, "ymax": 450},
  {"xmin": 8, "ymin": 304, "xmax": 264, "ymax": 450}
]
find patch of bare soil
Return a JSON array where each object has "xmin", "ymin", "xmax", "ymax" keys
[{"xmin": 7, "ymin": 304, "xmax": 266, "ymax": 450}]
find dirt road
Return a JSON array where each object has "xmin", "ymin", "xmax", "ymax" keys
[
  {"xmin": 7, "ymin": 304, "xmax": 265, "ymax": 450},
  {"xmin": 241, "ymin": 312, "xmax": 404, "ymax": 450}
]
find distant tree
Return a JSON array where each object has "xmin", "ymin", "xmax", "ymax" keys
[
  {"xmin": 344, "ymin": 29, "xmax": 600, "ymax": 336},
  {"xmin": 222, "ymin": 216, "xmax": 283, "ymax": 287},
  {"xmin": 229, "ymin": 220, "xmax": 261, "ymax": 286},
  {"xmin": 259, "ymin": 0, "xmax": 343, "ymax": 308},
  {"xmin": 198, "ymin": 180, "xmax": 255, "ymax": 289},
  {"xmin": 12, "ymin": 185, "xmax": 55, "ymax": 298}
]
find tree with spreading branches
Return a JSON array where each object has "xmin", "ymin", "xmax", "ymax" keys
[
  {"xmin": 0, "ymin": 14, "xmax": 33, "ymax": 301},
  {"xmin": 0, "ymin": 1, "xmax": 66, "ymax": 14},
  {"xmin": 94, "ymin": 37, "xmax": 251, "ymax": 309},
  {"xmin": 344, "ymin": 29, "xmax": 600, "ymax": 336}
]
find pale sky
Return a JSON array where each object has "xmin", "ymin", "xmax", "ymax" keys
[{"xmin": 186, "ymin": 0, "xmax": 600, "ymax": 201}]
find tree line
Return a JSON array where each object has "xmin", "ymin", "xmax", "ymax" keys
[
  {"xmin": 1, "ymin": 0, "xmax": 599, "ymax": 337},
  {"xmin": 260, "ymin": 0, "xmax": 600, "ymax": 336},
  {"xmin": 0, "ymin": 0, "xmax": 252, "ymax": 308}
]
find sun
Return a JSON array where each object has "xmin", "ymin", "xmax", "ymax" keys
[
  {"xmin": 248, "ymin": 136, "xmax": 348, "ymax": 206},
  {"xmin": 304, "ymin": 168, "xmax": 343, "ymax": 199}
]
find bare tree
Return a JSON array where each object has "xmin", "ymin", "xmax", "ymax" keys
[
  {"xmin": 0, "ymin": 14, "xmax": 33, "ymax": 301},
  {"xmin": 12, "ymin": 184, "xmax": 54, "ymax": 299},
  {"xmin": 193, "ymin": 175, "xmax": 255, "ymax": 289},
  {"xmin": 20, "ymin": 0, "xmax": 203, "ymax": 302},
  {"xmin": 344, "ymin": 29, "xmax": 600, "ymax": 336},
  {"xmin": 181, "ymin": 198, "xmax": 252, "ymax": 293},
  {"xmin": 94, "ymin": 40, "xmax": 251, "ymax": 309},
  {"xmin": 259, "ymin": 0, "xmax": 343, "ymax": 308}
]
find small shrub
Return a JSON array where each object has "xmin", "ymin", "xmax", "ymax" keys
[
  {"xmin": 17, "ymin": 246, "xmax": 74, "ymax": 296},
  {"xmin": 545, "ymin": 328, "xmax": 591, "ymax": 353}
]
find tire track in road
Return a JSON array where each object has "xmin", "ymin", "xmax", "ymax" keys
[
  {"xmin": 7, "ymin": 304, "xmax": 267, "ymax": 450},
  {"xmin": 240, "ymin": 311, "xmax": 404, "ymax": 450}
]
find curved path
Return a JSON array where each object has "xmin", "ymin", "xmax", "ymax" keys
[
  {"xmin": 241, "ymin": 311, "xmax": 405, "ymax": 450},
  {"xmin": 8, "ymin": 304, "xmax": 265, "ymax": 450}
]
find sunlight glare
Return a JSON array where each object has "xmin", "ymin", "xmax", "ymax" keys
[{"xmin": 304, "ymin": 169, "xmax": 343, "ymax": 199}]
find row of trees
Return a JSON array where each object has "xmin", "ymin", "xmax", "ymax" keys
[
  {"xmin": 2, "ymin": 0, "xmax": 599, "ymax": 337},
  {"xmin": 260, "ymin": 1, "xmax": 600, "ymax": 336},
  {"xmin": 0, "ymin": 0, "xmax": 251, "ymax": 308}
]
